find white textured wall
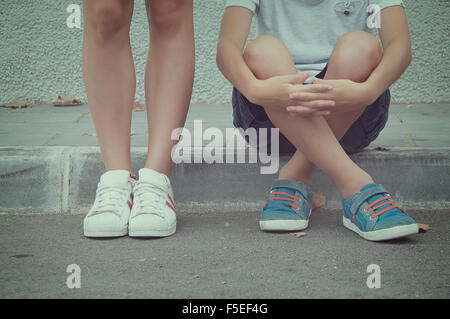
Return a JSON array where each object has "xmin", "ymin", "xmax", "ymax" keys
[{"xmin": 0, "ymin": 0, "xmax": 449, "ymax": 104}]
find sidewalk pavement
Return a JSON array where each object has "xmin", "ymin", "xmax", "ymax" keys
[
  {"xmin": 0, "ymin": 103, "xmax": 448, "ymax": 299},
  {"xmin": 0, "ymin": 103, "xmax": 449, "ymax": 213},
  {"xmin": 0, "ymin": 209, "xmax": 448, "ymax": 299},
  {"xmin": 1, "ymin": 103, "xmax": 450, "ymax": 148}
]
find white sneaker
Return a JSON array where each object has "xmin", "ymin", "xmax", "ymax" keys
[
  {"xmin": 83, "ymin": 170, "xmax": 134, "ymax": 238},
  {"xmin": 129, "ymin": 168, "xmax": 176, "ymax": 237}
]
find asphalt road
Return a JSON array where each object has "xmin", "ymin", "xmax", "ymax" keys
[{"xmin": 0, "ymin": 209, "xmax": 448, "ymax": 299}]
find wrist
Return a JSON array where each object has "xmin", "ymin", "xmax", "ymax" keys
[
  {"xmin": 242, "ymin": 79, "xmax": 263, "ymax": 104},
  {"xmin": 361, "ymin": 81, "xmax": 382, "ymax": 105}
]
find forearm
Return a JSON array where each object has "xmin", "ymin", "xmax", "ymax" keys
[
  {"xmin": 365, "ymin": 36, "xmax": 412, "ymax": 102},
  {"xmin": 216, "ymin": 39, "xmax": 258, "ymax": 98}
]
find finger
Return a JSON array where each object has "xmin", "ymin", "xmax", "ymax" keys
[
  {"xmin": 299, "ymin": 100, "xmax": 336, "ymax": 109},
  {"xmin": 290, "ymin": 92, "xmax": 335, "ymax": 102},
  {"xmin": 312, "ymin": 77, "xmax": 326, "ymax": 85},
  {"xmin": 286, "ymin": 105, "xmax": 332, "ymax": 115},
  {"xmin": 286, "ymin": 106, "xmax": 312, "ymax": 114},
  {"xmin": 288, "ymin": 72, "xmax": 310, "ymax": 85},
  {"xmin": 288, "ymin": 109, "xmax": 332, "ymax": 117},
  {"xmin": 286, "ymin": 100, "xmax": 333, "ymax": 112},
  {"xmin": 289, "ymin": 84, "xmax": 333, "ymax": 96},
  {"xmin": 314, "ymin": 110, "xmax": 332, "ymax": 116}
]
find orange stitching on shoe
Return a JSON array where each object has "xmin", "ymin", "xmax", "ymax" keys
[
  {"xmin": 270, "ymin": 196, "xmax": 295, "ymax": 202},
  {"xmin": 368, "ymin": 201, "xmax": 395, "ymax": 213},
  {"xmin": 271, "ymin": 192, "xmax": 300, "ymax": 201},
  {"xmin": 364, "ymin": 195, "xmax": 404, "ymax": 219},
  {"xmin": 370, "ymin": 205, "xmax": 399, "ymax": 219},
  {"xmin": 365, "ymin": 196, "xmax": 390, "ymax": 210}
]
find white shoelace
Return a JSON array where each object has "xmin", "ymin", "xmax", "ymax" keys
[
  {"xmin": 132, "ymin": 181, "xmax": 168, "ymax": 218},
  {"xmin": 89, "ymin": 185, "xmax": 129, "ymax": 218}
]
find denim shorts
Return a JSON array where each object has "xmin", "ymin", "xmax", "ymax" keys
[{"xmin": 231, "ymin": 66, "xmax": 390, "ymax": 154}]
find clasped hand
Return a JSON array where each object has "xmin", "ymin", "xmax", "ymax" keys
[{"xmin": 247, "ymin": 72, "xmax": 373, "ymax": 117}]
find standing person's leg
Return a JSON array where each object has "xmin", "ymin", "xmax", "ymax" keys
[
  {"xmin": 82, "ymin": 0, "xmax": 135, "ymax": 172},
  {"xmin": 144, "ymin": 0, "xmax": 195, "ymax": 176},
  {"xmin": 129, "ymin": 0, "xmax": 195, "ymax": 238},
  {"xmin": 82, "ymin": 0, "xmax": 135, "ymax": 238}
]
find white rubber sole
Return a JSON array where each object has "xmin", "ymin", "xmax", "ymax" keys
[
  {"xmin": 83, "ymin": 227, "xmax": 128, "ymax": 238},
  {"xmin": 260, "ymin": 219, "xmax": 308, "ymax": 231},
  {"xmin": 260, "ymin": 209, "xmax": 311, "ymax": 232},
  {"xmin": 343, "ymin": 216, "xmax": 418, "ymax": 241},
  {"xmin": 129, "ymin": 223, "xmax": 176, "ymax": 238}
]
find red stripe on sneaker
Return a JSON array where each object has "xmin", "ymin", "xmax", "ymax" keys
[
  {"xmin": 167, "ymin": 194, "xmax": 175, "ymax": 207},
  {"xmin": 127, "ymin": 200, "xmax": 132, "ymax": 209},
  {"xmin": 166, "ymin": 201, "xmax": 175, "ymax": 212}
]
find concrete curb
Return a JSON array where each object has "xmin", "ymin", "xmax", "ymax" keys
[{"xmin": 0, "ymin": 146, "xmax": 449, "ymax": 214}]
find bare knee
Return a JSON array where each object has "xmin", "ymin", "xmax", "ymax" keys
[
  {"xmin": 85, "ymin": 0, "xmax": 132, "ymax": 43},
  {"xmin": 327, "ymin": 31, "xmax": 382, "ymax": 82},
  {"xmin": 243, "ymin": 36, "xmax": 296, "ymax": 79},
  {"xmin": 149, "ymin": 0, "xmax": 192, "ymax": 34}
]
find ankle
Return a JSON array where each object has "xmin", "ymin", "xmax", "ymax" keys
[
  {"xmin": 143, "ymin": 164, "xmax": 171, "ymax": 178},
  {"xmin": 339, "ymin": 172, "xmax": 374, "ymax": 200},
  {"xmin": 278, "ymin": 168, "xmax": 313, "ymax": 186}
]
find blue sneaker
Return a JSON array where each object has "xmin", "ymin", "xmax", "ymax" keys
[
  {"xmin": 260, "ymin": 179, "xmax": 312, "ymax": 231},
  {"xmin": 342, "ymin": 184, "xmax": 418, "ymax": 241}
]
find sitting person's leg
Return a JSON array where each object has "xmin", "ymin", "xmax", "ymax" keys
[
  {"xmin": 278, "ymin": 31, "xmax": 383, "ymax": 186},
  {"xmin": 244, "ymin": 33, "xmax": 418, "ymax": 240},
  {"xmin": 243, "ymin": 34, "xmax": 378, "ymax": 199}
]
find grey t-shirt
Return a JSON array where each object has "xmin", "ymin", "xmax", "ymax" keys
[{"xmin": 225, "ymin": 0, "xmax": 405, "ymax": 82}]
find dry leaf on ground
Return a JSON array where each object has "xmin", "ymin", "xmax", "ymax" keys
[
  {"xmin": 311, "ymin": 191, "xmax": 326, "ymax": 210},
  {"xmin": 374, "ymin": 146, "xmax": 390, "ymax": 151},
  {"xmin": 290, "ymin": 231, "xmax": 307, "ymax": 238},
  {"xmin": 417, "ymin": 223, "xmax": 431, "ymax": 232},
  {"xmin": 52, "ymin": 96, "xmax": 83, "ymax": 106},
  {"xmin": 2, "ymin": 101, "xmax": 28, "ymax": 109},
  {"xmin": 394, "ymin": 112, "xmax": 403, "ymax": 123},
  {"xmin": 405, "ymin": 134, "xmax": 416, "ymax": 147}
]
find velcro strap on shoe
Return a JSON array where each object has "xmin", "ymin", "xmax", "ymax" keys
[
  {"xmin": 350, "ymin": 184, "xmax": 389, "ymax": 215},
  {"xmin": 271, "ymin": 180, "xmax": 310, "ymax": 200}
]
